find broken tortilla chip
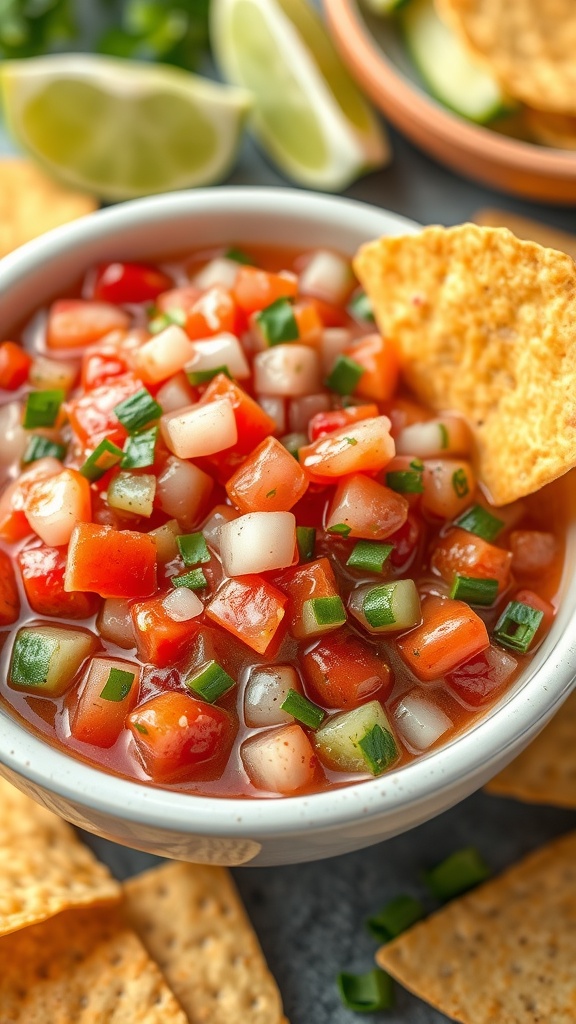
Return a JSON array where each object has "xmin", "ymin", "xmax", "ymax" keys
[
  {"xmin": 0, "ymin": 903, "xmax": 188, "ymax": 1023},
  {"xmin": 0, "ymin": 776, "xmax": 119, "ymax": 936},
  {"xmin": 0, "ymin": 157, "xmax": 97, "ymax": 259},
  {"xmin": 378, "ymin": 830, "xmax": 576, "ymax": 1024},
  {"xmin": 124, "ymin": 862, "xmax": 288, "ymax": 1024},
  {"xmin": 354, "ymin": 224, "xmax": 576, "ymax": 505},
  {"xmin": 437, "ymin": 0, "xmax": 576, "ymax": 115},
  {"xmin": 486, "ymin": 692, "xmax": 576, "ymax": 808},
  {"xmin": 473, "ymin": 209, "xmax": 576, "ymax": 262}
]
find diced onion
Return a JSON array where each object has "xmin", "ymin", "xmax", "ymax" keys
[
  {"xmin": 220, "ymin": 511, "xmax": 296, "ymax": 576},
  {"xmin": 97, "ymin": 599, "xmax": 136, "ymax": 649},
  {"xmin": 192, "ymin": 257, "xmax": 240, "ymax": 291},
  {"xmin": 185, "ymin": 333, "xmax": 250, "ymax": 381},
  {"xmin": 241, "ymin": 724, "xmax": 316, "ymax": 794},
  {"xmin": 258, "ymin": 396, "xmax": 286, "ymax": 435},
  {"xmin": 24, "ymin": 468, "xmax": 89, "ymax": 547},
  {"xmin": 0, "ymin": 401, "xmax": 27, "ymax": 472},
  {"xmin": 396, "ymin": 416, "xmax": 470, "ymax": 457},
  {"xmin": 201, "ymin": 503, "xmax": 239, "ymax": 552},
  {"xmin": 30, "ymin": 355, "xmax": 77, "ymax": 392},
  {"xmin": 421, "ymin": 459, "xmax": 476, "ymax": 519},
  {"xmin": 288, "ymin": 394, "xmax": 330, "ymax": 434},
  {"xmin": 253, "ymin": 345, "xmax": 321, "ymax": 397},
  {"xmin": 107, "ymin": 472, "xmax": 156, "ymax": 518},
  {"xmin": 299, "ymin": 250, "xmax": 354, "ymax": 305},
  {"xmin": 244, "ymin": 665, "xmax": 298, "ymax": 727},
  {"xmin": 394, "ymin": 692, "xmax": 452, "ymax": 751},
  {"xmin": 155, "ymin": 372, "xmax": 195, "ymax": 413},
  {"xmin": 148, "ymin": 519, "xmax": 181, "ymax": 562},
  {"xmin": 320, "ymin": 328, "xmax": 352, "ymax": 374},
  {"xmin": 162, "ymin": 588, "xmax": 203, "ymax": 622},
  {"xmin": 156, "ymin": 456, "xmax": 213, "ymax": 530},
  {"xmin": 135, "ymin": 325, "xmax": 194, "ymax": 384},
  {"xmin": 161, "ymin": 399, "xmax": 238, "ymax": 459}
]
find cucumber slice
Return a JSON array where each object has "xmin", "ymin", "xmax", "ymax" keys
[
  {"xmin": 9, "ymin": 625, "xmax": 97, "ymax": 697},
  {"xmin": 315, "ymin": 700, "xmax": 399, "ymax": 774},
  {"xmin": 401, "ymin": 0, "xmax": 511, "ymax": 124}
]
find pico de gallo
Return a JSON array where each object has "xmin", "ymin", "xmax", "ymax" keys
[{"xmin": 0, "ymin": 244, "xmax": 565, "ymax": 798}]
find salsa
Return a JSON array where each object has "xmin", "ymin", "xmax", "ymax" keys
[{"xmin": 0, "ymin": 244, "xmax": 565, "ymax": 798}]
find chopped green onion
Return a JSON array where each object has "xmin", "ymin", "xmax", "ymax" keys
[
  {"xmin": 100, "ymin": 667, "xmax": 135, "ymax": 702},
  {"xmin": 326, "ymin": 354, "xmax": 364, "ymax": 396},
  {"xmin": 23, "ymin": 389, "xmax": 65, "ymax": 429},
  {"xmin": 358, "ymin": 723, "xmax": 398, "ymax": 775},
  {"xmin": 133, "ymin": 721, "xmax": 148, "ymax": 735},
  {"xmin": 423, "ymin": 847, "xmax": 491, "ymax": 901},
  {"xmin": 493, "ymin": 600, "xmax": 543, "ymax": 654},
  {"xmin": 452, "ymin": 467, "xmax": 470, "ymax": 498},
  {"xmin": 22, "ymin": 435, "xmax": 66, "ymax": 465},
  {"xmin": 348, "ymin": 291, "xmax": 375, "ymax": 323},
  {"xmin": 172, "ymin": 568, "xmax": 207, "ymax": 590},
  {"xmin": 303, "ymin": 596, "xmax": 346, "ymax": 627},
  {"xmin": 186, "ymin": 661, "xmax": 235, "ymax": 703},
  {"xmin": 296, "ymin": 526, "xmax": 315, "ymax": 562},
  {"xmin": 114, "ymin": 388, "xmax": 162, "ymax": 434},
  {"xmin": 80, "ymin": 438, "xmax": 123, "ymax": 482},
  {"xmin": 281, "ymin": 688, "xmax": 325, "ymax": 730},
  {"xmin": 186, "ymin": 364, "xmax": 231, "ymax": 386},
  {"xmin": 386, "ymin": 469, "xmax": 424, "ymax": 494},
  {"xmin": 148, "ymin": 308, "xmax": 186, "ymax": 334},
  {"xmin": 366, "ymin": 895, "xmax": 425, "ymax": 942},
  {"xmin": 347, "ymin": 541, "xmax": 393, "ymax": 574},
  {"xmin": 439, "ymin": 422, "xmax": 449, "ymax": 449},
  {"xmin": 363, "ymin": 585, "xmax": 397, "ymax": 628},
  {"xmin": 10, "ymin": 631, "xmax": 56, "ymax": 687},
  {"xmin": 455, "ymin": 504, "xmax": 504, "ymax": 542},
  {"xmin": 121, "ymin": 426, "xmax": 158, "ymax": 470},
  {"xmin": 327, "ymin": 522, "xmax": 351, "ymax": 537},
  {"xmin": 177, "ymin": 532, "xmax": 210, "ymax": 566},
  {"xmin": 225, "ymin": 246, "xmax": 255, "ymax": 265},
  {"xmin": 265, "ymin": 488, "xmax": 277, "ymax": 498},
  {"xmin": 256, "ymin": 297, "xmax": 299, "ymax": 346},
  {"xmin": 337, "ymin": 969, "xmax": 394, "ymax": 1012},
  {"xmin": 450, "ymin": 575, "xmax": 499, "ymax": 606}
]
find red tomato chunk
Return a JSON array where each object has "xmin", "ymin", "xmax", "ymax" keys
[
  {"xmin": 19, "ymin": 545, "xmax": 98, "ymax": 619},
  {"xmin": 397, "ymin": 597, "xmax": 490, "ymax": 683},
  {"xmin": 65, "ymin": 523, "xmax": 157, "ymax": 599},
  {"xmin": 302, "ymin": 632, "xmax": 393, "ymax": 709},
  {"xmin": 127, "ymin": 691, "xmax": 232, "ymax": 781}
]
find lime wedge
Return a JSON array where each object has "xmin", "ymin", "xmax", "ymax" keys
[
  {"xmin": 1, "ymin": 55, "xmax": 252, "ymax": 201},
  {"xmin": 211, "ymin": 0, "xmax": 390, "ymax": 190}
]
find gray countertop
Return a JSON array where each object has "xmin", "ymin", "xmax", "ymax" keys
[{"xmin": 2, "ymin": 104, "xmax": 576, "ymax": 1022}]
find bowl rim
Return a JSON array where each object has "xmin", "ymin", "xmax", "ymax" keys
[
  {"xmin": 0, "ymin": 185, "xmax": 575, "ymax": 839},
  {"xmin": 324, "ymin": 0, "xmax": 576, "ymax": 178}
]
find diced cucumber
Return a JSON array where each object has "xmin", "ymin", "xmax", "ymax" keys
[
  {"xmin": 301, "ymin": 595, "xmax": 347, "ymax": 637},
  {"xmin": 9, "ymin": 625, "xmax": 97, "ymax": 697},
  {"xmin": 315, "ymin": 700, "xmax": 399, "ymax": 774},
  {"xmin": 107, "ymin": 472, "xmax": 156, "ymax": 517},
  {"xmin": 401, "ymin": 0, "xmax": 512, "ymax": 124},
  {"xmin": 348, "ymin": 580, "xmax": 421, "ymax": 634}
]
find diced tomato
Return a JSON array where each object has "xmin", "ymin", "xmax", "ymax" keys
[
  {"xmin": 47, "ymin": 300, "xmax": 130, "ymax": 350},
  {"xmin": 302, "ymin": 631, "xmax": 393, "ymax": 709},
  {"xmin": 0, "ymin": 342, "xmax": 32, "ymax": 390},
  {"xmin": 197, "ymin": 374, "xmax": 275, "ymax": 481},
  {"xmin": 388, "ymin": 512, "xmax": 422, "ymax": 570},
  {"xmin": 70, "ymin": 657, "xmax": 140, "ymax": 747},
  {"xmin": 127, "ymin": 691, "xmax": 232, "ymax": 781},
  {"xmin": 514, "ymin": 589, "xmax": 556, "ymax": 637},
  {"xmin": 92, "ymin": 262, "xmax": 173, "ymax": 304},
  {"xmin": 309, "ymin": 296, "xmax": 348, "ymax": 328},
  {"xmin": 308, "ymin": 404, "xmax": 379, "ymax": 442},
  {"xmin": 233, "ymin": 266, "xmax": 298, "ymax": 314},
  {"xmin": 431, "ymin": 527, "xmax": 512, "ymax": 593},
  {"xmin": 397, "ymin": 596, "xmax": 489, "ymax": 682},
  {"xmin": 293, "ymin": 302, "xmax": 323, "ymax": 346},
  {"xmin": 274, "ymin": 557, "xmax": 338, "ymax": 639},
  {"xmin": 446, "ymin": 645, "xmax": 518, "ymax": 707},
  {"xmin": 326, "ymin": 474, "xmax": 409, "ymax": 540},
  {"xmin": 0, "ymin": 457, "xmax": 62, "ymax": 544},
  {"xmin": 81, "ymin": 344, "xmax": 130, "ymax": 391},
  {"xmin": 206, "ymin": 575, "xmax": 287, "ymax": 654},
  {"xmin": 19, "ymin": 545, "xmax": 99, "ymax": 618},
  {"xmin": 66, "ymin": 372, "xmax": 142, "ymax": 448},
  {"xmin": 131, "ymin": 594, "xmax": 201, "ymax": 668},
  {"xmin": 346, "ymin": 334, "xmax": 399, "ymax": 403},
  {"xmin": 226, "ymin": 436, "xmax": 308, "ymax": 514},
  {"xmin": 300, "ymin": 416, "xmax": 395, "ymax": 482},
  {"xmin": 0, "ymin": 549, "xmax": 20, "ymax": 625},
  {"xmin": 159, "ymin": 285, "xmax": 241, "ymax": 340},
  {"xmin": 510, "ymin": 530, "xmax": 558, "ymax": 578},
  {"xmin": 65, "ymin": 523, "xmax": 157, "ymax": 599}
]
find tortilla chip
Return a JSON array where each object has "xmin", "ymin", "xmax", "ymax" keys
[
  {"xmin": 0, "ymin": 903, "xmax": 188, "ymax": 1022},
  {"xmin": 486, "ymin": 692, "xmax": 576, "ymax": 807},
  {"xmin": 0, "ymin": 157, "xmax": 97, "ymax": 259},
  {"xmin": 378, "ymin": 830, "xmax": 576, "ymax": 1024},
  {"xmin": 473, "ymin": 209, "xmax": 576, "ymax": 262},
  {"xmin": 523, "ymin": 108, "xmax": 576, "ymax": 150},
  {"xmin": 124, "ymin": 862, "xmax": 288, "ymax": 1024},
  {"xmin": 437, "ymin": 0, "xmax": 576, "ymax": 115},
  {"xmin": 354, "ymin": 224, "xmax": 576, "ymax": 505},
  {"xmin": 0, "ymin": 776, "xmax": 119, "ymax": 935}
]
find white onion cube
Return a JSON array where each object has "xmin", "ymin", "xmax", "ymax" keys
[
  {"xmin": 185, "ymin": 333, "xmax": 250, "ymax": 382},
  {"xmin": 155, "ymin": 372, "xmax": 195, "ymax": 413},
  {"xmin": 253, "ymin": 345, "xmax": 321, "ymax": 397},
  {"xmin": 135, "ymin": 325, "xmax": 194, "ymax": 384},
  {"xmin": 299, "ymin": 250, "xmax": 353, "ymax": 305},
  {"xmin": 394, "ymin": 692, "xmax": 452, "ymax": 751},
  {"xmin": 156, "ymin": 456, "xmax": 213, "ymax": 530},
  {"xmin": 162, "ymin": 588, "xmax": 203, "ymax": 622},
  {"xmin": 201, "ymin": 504, "xmax": 239, "ymax": 552},
  {"xmin": 220, "ymin": 511, "xmax": 296, "ymax": 576},
  {"xmin": 193, "ymin": 257, "xmax": 240, "ymax": 291},
  {"xmin": 321, "ymin": 328, "xmax": 352, "ymax": 374},
  {"xmin": 244, "ymin": 666, "xmax": 299, "ymax": 727},
  {"xmin": 161, "ymin": 398, "xmax": 237, "ymax": 459},
  {"xmin": 241, "ymin": 724, "xmax": 316, "ymax": 794}
]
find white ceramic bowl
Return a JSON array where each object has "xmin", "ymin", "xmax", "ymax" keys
[{"xmin": 0, "ymin": 188, "xmax": 575, "ymax": 867}]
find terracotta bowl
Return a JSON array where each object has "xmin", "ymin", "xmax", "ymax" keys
[{"xmin": 324, "ymin": 0, "xmax": 576, "ymax": 205}]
